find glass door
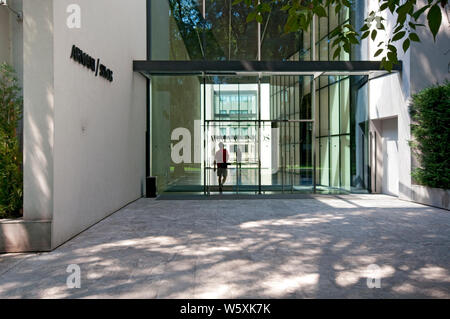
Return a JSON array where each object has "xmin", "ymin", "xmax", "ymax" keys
[
  {"xmin": 205, "ymin": 121, "xmax": 259, "ymax": 194},
  {"xmin": 204, "ymin": 75, "xmax": 260, "ymax": 194}
]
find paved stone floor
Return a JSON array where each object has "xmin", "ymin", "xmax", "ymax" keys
[{"xmin": 0, "ymin": 194, "xmax": 449, "ymax": 299}]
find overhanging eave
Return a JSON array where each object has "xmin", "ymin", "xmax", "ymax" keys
[{"xmin": 133, "ymin": 60, "xmax": 402, "ymax": 77}]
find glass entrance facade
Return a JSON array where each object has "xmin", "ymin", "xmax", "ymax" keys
[
  {"xmin": 149, "ymin": 0, "xmax": 370, "ymax": 194},
  {"xmin": 151, "ymin": 73, "xmax": 369, "ymax": 194}
]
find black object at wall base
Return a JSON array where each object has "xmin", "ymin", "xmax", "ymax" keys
[{"xmin": 146, "ymin": 176, "xmax": 157, "ymax": 198}]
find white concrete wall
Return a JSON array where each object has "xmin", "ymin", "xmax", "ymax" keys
[
  {"xmin": 368, "ymin": 0, "xmax": 412, "ymax": 200},
  {"xmin": 51, "ymin": 0, "xmax": 146, "ymax": 247},
  {"xmin": 23, "ymin": 0, "xmax": 55, "ymax": 221},
  {"xmin": 368, "ymin": 0, "xmax": 449, "ymax": 200},
  {"xmin": 411, "ymin": 0, "xmax": 450, "ymax": 93}
]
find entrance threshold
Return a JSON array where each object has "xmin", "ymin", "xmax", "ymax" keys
[
  {"xmin": 156, "ymin": 193, "xmax": 318, "ymax": 201},
  {"xmin": 156, "ymin": 187, "xmax": 352, "ymax": 200}
]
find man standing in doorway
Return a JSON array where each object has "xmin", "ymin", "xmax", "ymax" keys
[{"xmin": 214, "ymin": 142, "xmax": 229, "ymax": 194}]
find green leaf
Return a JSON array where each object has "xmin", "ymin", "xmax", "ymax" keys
[
  {"xmin": 360, "ymin": 24, "xmax": 370, "ymax": 32},
  {"xmin": 361, "ymin": 30, "xmax": 370, "ymax": 39},
  {"xmin": 371, "ymin": 29, "xmax": 377, "ymax": 41},
  {"xmin": 427, "ymin": 4, "xmax": 442, "ymax": 41},
  {"xmin": 392, "ymin": 31, "xmax": 406, "ymax": 41},
  {"xmin": 347, "ymin": 34, "xmax": 360, "ymax": 45},
  {"xmin": 374, "ymin": 48, "xmax": 383, "ymax": 57},
  {"xmin": 409, "ymin": 32, "xmax": 420, "ymax": 42},
  {"xmin": 246, "ymin": 11, "xmax": 257, "ymax": 23},
  {"xmin": 314, "ymin": 5, "xmax": 327, "ymax": 18},
  {"xmin": 380, "ymin": 2, "xmax": 389, "ymax": 11},
  {"xmin": 403, "ymin": 38, "xmax": 410, "ymax": 52}
]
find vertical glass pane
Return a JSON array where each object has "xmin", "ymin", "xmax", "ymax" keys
[
  {"xmin": 153, "ymin": 0, "xmax": 205, "ymax": 61},
  {"xmin": 330, "ymin": 136, "xmax": 340, "ymax": 188},
  {"xmin": 319, "ymin": 88, "xmax": 329, "ymax": 137},
  {"xmin": 151, "ymin": 75, "xmax": 202, "ymax": 193},
  {"xmin": 205, "ymin": 0, "xmax": 258, "ymax": 60},
  {"xmin": 294, "ymin": 79, "xmax": 300, "ymax": 120},
  {"xmin": 264, "ymin": 76, "xmax": 313, "ymax": 121},
  {"xmin": 329, "ymin": 4, "xmax": 339, "ymax": 32},
  {"xmin": 319, "ymin": 137, "xmax": 329, "ymax": 187},
  {"xmin": 302, "ymin": 25, "xmax": 311, "ymax": 61},
  {"xmin": 340, "ymin": 135, "xmax": 351, "ymax": 191},
  {"xmin": 204, "ymin": 75, "xmax": 260, "ymax": 194},
  {"xmin": 329, "ymin": 82, "xmax": 340, "ymax": 135},
  {"xmin": 319, "ymin": 12, "xmax": 328, "ymax": 39},
  {"xmin": 319, "ymin": 38, "xmax": 329, "ymax": 61},
  {"xmin": 289, "ymin": 77, "xmax": 295, "ymax": 120},
  {"xmin": 340, "ymin": 78, "xmax": 350, "ymax": 134},
  {"xmin": 261, "ymin": 2, "xmax": 304, "ymax": 60},
  {"xmin": 351, "ymin": 75, "xmax": 369, "ymax": 191},
  {"xmin": 206, "ymin": 121, "xmax": 259, "ymax": 193},
  {"xmin": 315, "ymin": 88, "xmax": 320, "ymax": 131},
  {"xmin": 340, "ymin": 4, "xmax": 350, "ymax": 24}
]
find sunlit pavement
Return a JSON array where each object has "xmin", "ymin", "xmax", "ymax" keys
[{"xmin": 0, "ymin": 194, "xmax": 449, "ymax": 299}]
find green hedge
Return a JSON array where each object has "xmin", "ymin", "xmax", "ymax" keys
[
  {"xmin": 0, "ymin": 63, "xmax": 23, "ymax": 219},
  {"xmin": 410, "ymin": 81, "xmax": 450, "ymax": 190}
]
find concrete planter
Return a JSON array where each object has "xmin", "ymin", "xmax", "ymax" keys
[
  {"xmin": 0, "ymin": 219, "xmax": 52, "ymax": 253},
  {"xmin": 411, "ymin": 185, "xmax": 450, "ymax": 210}
]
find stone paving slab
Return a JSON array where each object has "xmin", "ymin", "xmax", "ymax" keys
[{"xmin": 0, "ymin": 194, "xmax": 449, "ymax": 299}]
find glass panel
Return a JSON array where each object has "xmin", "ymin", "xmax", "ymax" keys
[
  {"xmin": 205, "ymin": 121, "xmax": 259, "ymax": 193},
  {"xmin": 263, "ymin": 75, "xmax": 313, "ymax": 121},
  {"xmin": 319, "ymin": 137, "xmax": 329, "ymax": 187},
  {"xmin": 340, "ymin": 78, "xmax": 350, "ymax": 134},
  {"xmin": 151, "ymin": 75, "xmax": 203, "ymax": 192},
  {"xmin": 261, "ymin": 2, "xmax": 304, "ymax": 61},
  {"xmin": 205, "ymin": 0, "xmax": 258, "ymax": 60},
  {"xmin": 206, "ymin": 76, "xmax": 258, "ymax": 121},
  {"xmin": 313, "ymin": 75, "xmax": 369, "ymax": 193},
  {"xmin": 204, "ymin": 75, "xmax": 260, "ymax": 193},
  {"xmin": 350, "ymin": 75, "xmax": 369, "ymax": 191},
  {"xmin": 329, "ymin": 81, "xmax": 340, "ymax": 135},
  {"xmin": 153, "ymin": 1, "xmax": 365, "ymax": 62},
  {"xmin": 340, "ymin": 135, "xmax": 351, "ymax": 191},
  {"xmin": 329, "ymin": 4, "xmax": 339, "ymax": 32},
  {"xmin": 330, "ymin": 136, "xmax": 340, "ymax": 188},
  {"xmin": 152, "ymin": 0, "xmax": 204, "ymax": 60},
  {"xmin": 319, "ymin": 87, "xmax": 329, "ymax": 136}
]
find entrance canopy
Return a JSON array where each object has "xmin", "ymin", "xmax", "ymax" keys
[{"xmin": 133, "ymin": 60, "xmax": 402, "ymax": 78}]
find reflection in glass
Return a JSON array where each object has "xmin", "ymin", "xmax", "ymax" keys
[{"xmin": 152, "ymin": 1, "xmax": 359, "ymax": 62}]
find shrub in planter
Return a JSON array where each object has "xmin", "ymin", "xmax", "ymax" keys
[
  {"xmin": 0, "ymin": 63, "xmax": 23, "ymax": 219},
  {"xmin": 409, "ymin": 81, "xmax": 450, "ymax": 190}
]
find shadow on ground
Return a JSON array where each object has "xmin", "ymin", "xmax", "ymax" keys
[{"xmin": 0, "ymin": 194, "xmax": 449, "ymax": 298}]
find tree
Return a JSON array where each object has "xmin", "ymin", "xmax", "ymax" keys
[
  {"xmin": 234, "ymin": 0, "xmax": 449, "ymax": 71},
  {"xmin": 0, "ymin": 63, "xmax": 23, "ymax": 219}
]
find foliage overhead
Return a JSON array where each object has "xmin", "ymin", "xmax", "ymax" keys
[
  {"xmin": 0, "ymin": 63, "xmax": 23, "ymax": 219},
  {"xmin": 409, "ymin": 82, "xmax": 450, "ymax": 189},
  {"xmin": 234, "ymin": 0, "xmax": 449, "ymax": 71}
]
